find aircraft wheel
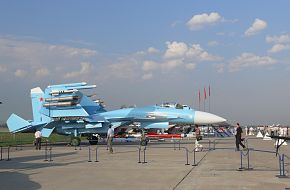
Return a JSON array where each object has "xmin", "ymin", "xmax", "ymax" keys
[{"xmin": 71, "ymin": 137, "xmax": 81, "ymax": 146}]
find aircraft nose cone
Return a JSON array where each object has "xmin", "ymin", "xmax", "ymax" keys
[{"xmin": 194, "ymin": 111, "xmax": 226, "ymax": 125}]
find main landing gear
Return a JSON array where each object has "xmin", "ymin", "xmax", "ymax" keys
[{"xmin": 70, "ymin": 137, "xmax": 81, "ymax": 146}]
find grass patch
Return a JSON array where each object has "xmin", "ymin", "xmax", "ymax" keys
[{"xmin": 0, "ymin": 132, "xmax": 72, "ymax": 147}]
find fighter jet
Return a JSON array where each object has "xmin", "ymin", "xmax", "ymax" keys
[{"xmin": 6, "ymin": 82, "xmax": 226, "ymax": 145}]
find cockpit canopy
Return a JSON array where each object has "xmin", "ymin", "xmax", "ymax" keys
[{"xmin": 159, "ymin": 102, "xmax": 191, "ymax": 110}]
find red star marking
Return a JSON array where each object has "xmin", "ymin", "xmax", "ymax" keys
[{"xmin": 40, "ymin": 97, "xmax": 43, "ymax": 102}]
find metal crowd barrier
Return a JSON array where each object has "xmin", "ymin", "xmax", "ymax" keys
[
  {"xmin": 87, "ymin": 146, "xmax": 99, "ymax": 162},
  {"xmin": 0, "ymin": 146, "xmax": 11, "ymax": 161},
  {"xmin": 44, "ymin": 140, "xmax": 53, "ymax": 162},
  {"xmin": 237, "ymin": 147, "xmax": 289, "ymax": 178},
  {"xmin": 136, "ymin": 141, "xmax": 211, "ymax": 166}
]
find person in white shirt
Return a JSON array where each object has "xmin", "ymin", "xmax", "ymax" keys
[
  {"xmin": 107, "ymin": 125, "xmax": 114, "ymax": 153},
  {"xmin": 34, "ymin": 130, "xmax": 42, "ymax": 150},
  {"xmin": 195, "ymin": 125, "xmax": 203, "ymax": 151}
]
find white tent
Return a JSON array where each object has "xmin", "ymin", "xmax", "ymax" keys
[
  {"xmin": 263, "ymin": 132, "xmax": 272, "ymax": 140},
  {"xmin": 274, "ymin": 139, "xmax": 287, "ymax": 146},
  {"xmin": 256, "ymin": 131, "xmax": 263, "ymax": 138}
]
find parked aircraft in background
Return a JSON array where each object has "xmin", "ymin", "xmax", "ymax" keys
[{"xmin": 6, "ymin": 82, "xmax": 226, "ymax": 145}]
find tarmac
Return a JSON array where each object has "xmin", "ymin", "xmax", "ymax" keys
[{"xmin": 0, "ymin": 137, "xmax": 289, "ymax": 190}]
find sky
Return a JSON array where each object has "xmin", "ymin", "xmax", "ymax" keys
[{"xmin": 0, "ymin": 1, "xmax": 290, "ymax": 126}]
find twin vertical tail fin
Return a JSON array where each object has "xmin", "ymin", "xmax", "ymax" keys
[
  {"xmin": 6, "ymin": 82, "xmax": 106, "ymax": 134},
  {"xmin": 31, "ymin": 87, "xmax": 44, "ymax": 123},
  {"xmin": 6, "ymin": 87, "xmax": 47, "ymax": 133}
]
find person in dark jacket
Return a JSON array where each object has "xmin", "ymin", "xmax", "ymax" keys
[{"xmin": 235, "ymin": 123, "xmax": 246, "ymax": 151}]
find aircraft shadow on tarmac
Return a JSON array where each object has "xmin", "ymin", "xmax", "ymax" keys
[
  {"xmin": 0, "ymin": 171, "xmax": 41, "ymax": 190},
  {"xmin": 0, "ymin": 151, "xmax": 82, "ymax": 170}
]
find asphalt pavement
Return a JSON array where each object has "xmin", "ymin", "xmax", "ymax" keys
[{"xmin": 0, "ymin": 137, "xmax": 289, "ymax": 190}]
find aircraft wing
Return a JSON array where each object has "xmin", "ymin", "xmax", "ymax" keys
[
  {"xmin": 105, "ymin": 117, "xmax": 170, "ymax": 129},
  {"xmin": 105, "ymin": 113, "xmax": 178, "ymax": 123}
]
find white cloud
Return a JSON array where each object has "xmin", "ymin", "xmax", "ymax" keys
[
  {"xmin": 0, "ymin": 37, "xmax": 99, "ymax": 82},
  {"xmin": 268, "ymin": 44, "xmax": 290, "ymax": 53},
  {"xmin": 186, "ymin": 44, "xmax": 221, "ymax": 61},
  {"xmin": 186, "ymin": 12, "xmax": 223, "ymax": 31},
  {"xmin": 35, "ymin": 68, "xmax": 49, "ymax": 77},
  {"xmin": 161, "ymin": 59, "xmax": 184, "ymax": 71},
  {"xmin": 164, "ymin": 41, "xmax": 188, "ymax": 59},
  {"xmin": 266, "ymin": 34, "xmax": 290, "ymax": 44},
  {"xmin": 185, "ymin": 63, "xmax": 196, "ymax": 70},
  {"xmin": 48, "ymin": 45, "xmax": 97, "ymax": 57},
  {"xmin": 215, "ymin": 64, "xmax": 225, "ymax": 73},
  {"xmin": 64, "ymin": 62, "xmax": 93, "ymax": 78},
  {"xmin": 147, "ymin": 47, "xmax": 160, "ymax": 54},
  {"xmin": 14, "ymin": 69, "xmax": 27, "ymax": 78},
  {"xmin": 266, "ymin": 34, "xmax": 290, "ymax": 53},
  {"xmin": 142, "ymin": 60, "xmax": 158, "ymax": 71},
  {"xmin": 163, "ymin": 41, "xmax": 221, "ymax": 62},
  {"xmin": 0, "ymin": 38, "xmax": 97, "ymax": 61},
  {"xmin": 245, "ymin": 18, "xmax": 267, "ymax": 36},
  {"xmin": 0, "ymin": 65, "xmax": 7, "ymax": 72},
  {"xmin": 142, "ymin": 73, "xmax": 153, "ymax": 80},
  {"xmin": 105, "ymin": 57, "xmax": 140, "ymax": 80},
  {"xmin": 229, "ymin": 53, "xmax": 277, "ymax": 72}
]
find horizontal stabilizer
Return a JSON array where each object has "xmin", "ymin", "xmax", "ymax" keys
[
  {"xmin": 41, "ymin": 127, "xmax": 55, "ymax": 137},
  {"xmin": 6, "ymin": 114, "xmax": 31, "ymax": 133}
]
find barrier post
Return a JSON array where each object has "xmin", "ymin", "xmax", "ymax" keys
[
  {"xmin": 238, "ymin": 151, "xmax": 243, "ymax": 171},
  {"xmin": 277, "ymin": 154, "xmax": 287, "ymax": 178},
  {"xmin": 0, "ymin": 146, "xmax": 2, "ymax": 161},
  {"xmin": 247, "ymin": 149, "xmax": 250, "ymax": 169},
  {"xmin": 44, "ymin": 141, "xmax": 48, "ymax": 161},
  {"xmin": 173, "ymin": 140, "xmax": 176, "ymax": 150},
  {"xmin": 178, "ymin": 139, "xmax": 181, "ymax": 150},
  {"xmin": 192, "ymin": 148, "xmax": 197, "ymax": 166},
  {"xmin": 95, "ymin": 146, "xmax": 99, "ymax": 162},
  {"xmin": 138, "ymin": 147, "xmax": 141, "ymax": 163},
  {"xmin": 7, "ymin": 146, "xmax": 11, "ymax": 161},
  {"xmin": 282, "ymin": 154, "xmax": 285, "ymax": 176},
  {"xmin": 49, "ymin": 146, "xmax": 53, "ymax": 162},
  {"xmin": 88, "ymin": 146, "xmax": 92, "ymax": 162},
  {"xmin": 142, "ymin": 147, "xmax": 147, "ymax": 164},
  {"xmin": 208, "ymin": 140, "xmax": 211, "ymax": 151},
  {"xmin": 247, "ymin": 149, "xmax": 253, "ymax": 170},
  {"xmin": 185, "ymin": 148, "xmax": 189, "ymax": 165}
]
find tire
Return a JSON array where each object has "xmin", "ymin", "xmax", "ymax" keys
[{"xmin": 71, "ymin": 137, "xmax": 81, "ymax": 146}]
